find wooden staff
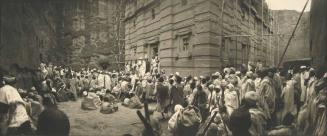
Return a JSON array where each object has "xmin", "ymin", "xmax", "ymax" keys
[
  {"xmin": 136, "ymin": 110, "xmax": 155, "ymax": 136},
  {"xmin": 208, "ymin": 90, "xmax": 213, "ymax": 112},
  {"xmin": 217, "ymin": 86, "xmax": 229, "ymax": 134},
  {"xmin": 196, "ymin": 111, "xmax": 218, "ymax": 136},
  {"xmin": 144, "ymin": 94, "xmax": 150, "ymax": 122}
]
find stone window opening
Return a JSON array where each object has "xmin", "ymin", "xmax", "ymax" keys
[
  {"xmin": 309, "ymin": 40, "xmax": 313, "ymax": 52},
  {"xmin": 174, "ymin": 31, "xmax": 192, "ymax": 58},
  {"xmin": 151, "ymin": 9, "xmax": 155, "ymax": 19},
  {"xmin": 40, "ymin": 54, "xmax": 44, "ymax": 62},
  {"xmin": 152, "ymin": 46, "xmax": 158, "ymax": 58},
  {"xmin": 242, "ymin": 44, "xmax": 248, "ymax": 63},
  {"xmin": 181, "ymin": 0, "xmax": 188, "ymax": 5},
  {"xmin": 182, "ymin": 37, "xmax": 190, "ymax": 52},
  {"xmin": 253, "ymin": 20, "xmax": 256, "ymax": 30},
  {"xmin": 241, "ymin": 10, "xmax": 246, "ymax": 21},
  {"xmin": 133, "ymin": 46, "xmax": 137, "ymax": 55},
  {"xmin": 222, "ymin": 43, "xmax": 225, "ymax": 51}
]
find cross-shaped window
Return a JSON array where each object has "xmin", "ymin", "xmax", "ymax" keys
[{"xmin": 182, "ymin": 37, "xmax": 189, "ymax": 51}]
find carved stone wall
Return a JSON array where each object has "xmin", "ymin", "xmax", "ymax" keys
[{"xmin": 124, "ymin": 0, "xmax": 274, "ymax": 76}]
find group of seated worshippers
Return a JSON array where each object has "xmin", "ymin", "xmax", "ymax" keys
[
  {"xmin": 1, "ymin": 61, "xmax": 327, "ymax": 136},
  {"xmin": 29, "ymin": 63, "xmax": 120, "ymax": 113},
  {"xmin": 0, "ymin": 62, "xmax": 122, "ymax": 135}
]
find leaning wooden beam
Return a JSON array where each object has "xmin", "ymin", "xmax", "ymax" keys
[
  {"xmin": 196, "ymin": 111, "xmax": 218, "ymax": 136},
  {"xmin": 136, "ymin": 110, "xmax": 155, "ymax": 136},
  {"xmin": 144, "ymin": 99, "xmax": 150, "ymax": 122},
  {"xmin": 277, "ymin": 0, "xmax": 310, "ymax": 67},
  {"xmin": 208, "ymin": 91, "xmax": 213, "ymax": 112}
]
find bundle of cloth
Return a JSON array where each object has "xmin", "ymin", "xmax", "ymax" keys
[
  {"xmin": 81, "ymin": 92, "xmax": 101, "ymax": 110},
  {"xmin": 168, "ymin": 105, "xmax": 202, "ymax": 136},
  {"xmin": 22, "ymin": 90, "xmax": 44, "ymax": 129},
  {"xmin": 100, "ymin": 94, "xmax": 119, "ymax": 114},
  {"xmin": 122, "ymin": 92, "xmax": 143, "ymax": 109}
]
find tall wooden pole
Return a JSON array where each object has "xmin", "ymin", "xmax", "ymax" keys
[
  {"xmin": 277, "ymin": 12, "xmax": 280, "ymax": 66},
  {"xmin": 268, "ymin": 2, "xmax": 272, "ymax": 65},
  {"xmin": 0, "ymin": 0, "xmax": 1, "ymax": 48},
  {"xmin": 261, "ymin": 0, "xmax": 264, "ymax": 64},
  {"xmin": 277, "ymin": 0, "xmax": 310, "ymax": 67},
  {"xmin": 233, "ymin": 0, "xmax": 237, "ymax": 67},
  {"xmin": 220, "ymin": 0, "xmax": 226, "ymax": 69},
  {"xmin": 117, "ymin": 0, "xmax": 122, "ymax": 71}
]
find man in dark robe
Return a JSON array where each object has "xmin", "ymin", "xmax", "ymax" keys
[
  {"xmin": 192, "ymin": 85, "xmax": 208, "ymax": 122},
  {"xmin": 37, "ymin": 107, "xmax": 70, "ymax": 136},
  {"xmin": 155, "ymin": 77, "xmax": 170, "ymax": 118},
  {"xmin": 170, "ymin": 76, "xmax": 184, "ymax": 111},
  {"xmin": 229, "ymin": 96, "xmax": 256, "ymax": 136}
]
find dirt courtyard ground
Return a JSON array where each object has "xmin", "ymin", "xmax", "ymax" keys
[{"xmin": 58, "ymin": 100, "xmax": 169, "ymax": 136}]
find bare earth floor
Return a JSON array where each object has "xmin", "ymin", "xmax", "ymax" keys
[{"xmin": 58, "ymin": 100, "xmax": 169, "ymax": 136}]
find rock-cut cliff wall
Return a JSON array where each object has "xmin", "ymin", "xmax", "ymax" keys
[
  {"xmin": 0, "ymin": 0, "xmax": 125, "ymax": 73},
  {"xmin": 0, "ymin": 0, "xmax": 62, "ymax": 72},
  {"xmin": 310, "ymin": 0, "xmax": 327, "ymax": 67}
]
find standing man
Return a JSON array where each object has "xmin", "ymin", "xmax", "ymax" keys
[
  {"xmin": 300, "ymin": 66, "xmax": 309, "ymax": 105},
  {"xmin": 97, "ymin": 71, "xmax": 105, "ymax": 89},
  {"xmin": 155, "ymin": 76, "xmax": 170, "ymax": 119},
  {"xmin": 103, "ymin": 72, "xmax": 112, "ymax": 91},
  {"xmin": 258, "ymin": 68, "xmax": 276, "ymax": 127},
  {"xmin": 240, "ymin": 71, "xmax": 256, "ymax": 100},
  {"xmin": 170, "ymin": 76, "xmax": 184, "ymax": 111}
]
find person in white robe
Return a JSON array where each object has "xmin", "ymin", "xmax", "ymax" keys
[
  {"xmin": 281, "ymin": 78, "xmax": 297, "ymax": 120},
  {"xmin": 103, "ymin": 72, "xmax": 112, "ymax": 91},
  {"xmin": 97, "ymin": 72, "xmax": 105, "ymax": 89},
  {"xmin": 0, "ymin": 79, "xmax": 30, "ymax": 135},
  {"xmin": 254, "ymin": 75, "xmax": 262, "ymax": 93},
  {"xmin": 305, "ymin": 69, "xmax": 318, "ymax": 129},
  {"xmin": 311, "ymin": 72, "xmax": 327, "ymax": 136},
  {"xmin": 212, "ymin": 72, "xmax": 222, "ymax": 86},
  {"xmin": 240, "ymin": 71, "xmax": 256, "ymax": 100},
  {"xmin": 139, "ymin": 60, "xmax": 146, "ymax": 77},
  {"xmin": 300, "ymin": 66, "xmax": 310, "ymax": 103},
  {"xmin": 258, "ymin": 73, "xmax": 276, "ymax": 116},
  {"xmin": 125, "ymin": 62, "xmax": 131, "ymax": 73},
  {"xmin": 243, "ymin": 91, "xmax": 268, "ymax": 136},
  {"xmin": 224, "ymin": 83, "xmax": 239, "ymax": 116}
]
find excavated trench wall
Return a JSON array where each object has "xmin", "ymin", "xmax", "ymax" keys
[
  {"xmin": 0, "ymin": 0, "xmax": 124, "ymax": 89},
  {"xmin": 310, "ymin": 0, "xmax": 327, "ymax": 67}
]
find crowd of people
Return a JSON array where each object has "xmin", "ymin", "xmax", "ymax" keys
[
  {"xmin": 126, "ymin": 63, "xmax": 327, "ymax": 136},
  {"xmin": 0, "ymin": 61, "xmax": 326, "ymax": 136},
  {"xmin": 0, "ymin": 64, "xmax": 71, "ymax": 136}
]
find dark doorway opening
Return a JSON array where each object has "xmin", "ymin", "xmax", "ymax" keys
[{"xmin": 152, "ymin": 46, "xmax": 158, "ymax": 58}]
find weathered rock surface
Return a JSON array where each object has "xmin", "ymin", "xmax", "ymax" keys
[
  {"xmin": 0, "ymin": 1, "xmax": 60, "ymax": 71},
  {"xmin": 273, "ymin": 10, "xmax": 310, "ymax": 64},
  {"xmin": 310, "ymin": 0, "xmax": 327, "ymax": 67},
  {"xmin": 0, "ymin": 0, "xmax": 125, "ymax": 73}
]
